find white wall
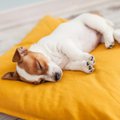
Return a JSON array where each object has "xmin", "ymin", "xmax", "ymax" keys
[{"xmin": 0, "ymin": 0, "xmax": 44, "ymax": 11}]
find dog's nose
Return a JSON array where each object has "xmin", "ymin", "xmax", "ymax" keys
[{"xmin": 54, "ymin": 72, "xmax": 61, "ymax": 81}]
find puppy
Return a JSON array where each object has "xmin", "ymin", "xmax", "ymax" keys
[{"xmin": 2, "ymin": 13, "xmax": 120, "ymax": 84}]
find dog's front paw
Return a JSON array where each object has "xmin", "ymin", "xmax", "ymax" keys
[
  {"xmin": 104, "ymin": 32, "xmax": 115, "ymax": 48},
  {"xmin": 105, "ymin": 41, "xmax": 115, "ymax": 49},
  {"xmin": 114, "ymin": 29, "xmax": 120, "ymax": 43},
  {"xmin": 81, "ymin": 60, "xmax": 95, "ymax": 73}
]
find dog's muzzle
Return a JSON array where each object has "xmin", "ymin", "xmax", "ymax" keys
[{"xmin": 54, "ymin": 72, "xmax": 61, "ymax": 81}]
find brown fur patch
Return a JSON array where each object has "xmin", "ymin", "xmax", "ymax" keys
[
  {"xmin": 12, "ymin": 47, "xmax": 28, "ymax": 62},
  {"xmin": 2, "ymin": 72, "xmax": 20, "ymax": 80},
  {"xmin": 2, "ymin": 47, "xmax": 49, "ymax": 84},
  {"xmin": 18, "ymin": 51, "xmax": 48, "ymax": 75}
]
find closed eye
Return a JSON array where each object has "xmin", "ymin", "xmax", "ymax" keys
[{"xmin": 36, "ymin": 60, "xmax": 43, "ymax": 70}]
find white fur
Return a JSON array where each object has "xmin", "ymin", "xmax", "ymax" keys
[
  {"xmin": 16, "ymin": 66, "xmax": 41, "ymax": 82},
  {"xmin": 16, "ymin": 66, "xmax": 61, "ymax": 83},
  {"xmin": 114, "ymin": 29, "xmax": 120, "ymax": 43},
  {"xmin": 17, "ymin": 13, "xmax": 120, "ymax": 82}
]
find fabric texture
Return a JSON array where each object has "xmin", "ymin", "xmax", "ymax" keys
[{"xmin": 0, "ymin": 16, "xmax": 120, "ymax": 120}]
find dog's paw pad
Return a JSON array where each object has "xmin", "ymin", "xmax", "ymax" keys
[
  {"xmin": 88, "ymin": 56, "xmax": 95, "ymax": 65},
  {"xmin": 89, "ymin": 56, "xmax": 94, "ymax": 61},
  {"xmin": 88, "ymin": 65, "xmax": 92, "ymax": 70},
  {"xmin": 86, "ymin": 65, "xmax": 94, "ymax": 73},
  {"xmin": 82, "ymin": 61, "xmax": 95, "ymax": 73}
]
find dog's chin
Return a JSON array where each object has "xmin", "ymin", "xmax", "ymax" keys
[
  {"xmin": 43, "ymin": 79, "xmax": 56, "ymax": 82},
  {"xmin": 41, "ymin": 76, "xmax": 55, "ymax": 82}
]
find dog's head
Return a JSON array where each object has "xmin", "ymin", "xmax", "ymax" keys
[{"xmin": 2, "ymin": 47, "xmax": 62, "ymax": 84}]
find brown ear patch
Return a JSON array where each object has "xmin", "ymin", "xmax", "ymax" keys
[
  {"xmin": 2, "ymin": 72, "xmax": 20, "ymax": 80},
  {"xmin": 2, "ymin": 72, "xmax": 48, "ymax": 84},
  {"xmin": 12, "ymin": 47, "xmax": 28, "ymax": 63}
]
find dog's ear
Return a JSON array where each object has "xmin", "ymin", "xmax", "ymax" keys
[
  {"xmin": 12, "ymin": 47, "xmax": 28, "ymax": 62},
  {"xmin": 2, "ymin": 72, "xmax": 20, "ymax": 80}
]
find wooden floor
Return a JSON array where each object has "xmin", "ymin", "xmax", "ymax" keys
[{"xmin": 0, "ymin": 0, "xmax": 120, "ymax": 119}]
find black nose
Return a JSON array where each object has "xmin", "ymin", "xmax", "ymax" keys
[{"xmin": 54, "ymin": 72, "xmax": 61, "ymax": 81}]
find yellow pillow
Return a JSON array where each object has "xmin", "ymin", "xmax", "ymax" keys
[{"xmin": 0, "ymin": 16, "xmax": 120, "ymax": 120}]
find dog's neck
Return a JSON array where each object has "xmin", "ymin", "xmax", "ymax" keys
[
  {"xmin": 29, "ymin": 42, "xmax": 68, "ymax": 68},
  {"xmin": 29, "ymin": 43, "xmax": 50, "ymax": 60}
]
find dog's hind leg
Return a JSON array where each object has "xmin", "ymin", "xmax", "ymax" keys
[
  {"xmin": 114, "ymin": 29, "xmax": 120, "ymax": 43},
  {"xmin": 78, "ymin": 13, "xmax": 115, "ymax": 48},
  {"xmin": 61, "ymin": 41, "xmax": 95, "ymax": 65}
]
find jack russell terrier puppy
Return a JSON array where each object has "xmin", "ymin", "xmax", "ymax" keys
[{"xmin": 2, "ymin": 13, "xmax": 120, "ymax": 84}]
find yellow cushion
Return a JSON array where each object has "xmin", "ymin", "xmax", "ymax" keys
[{"xmin": 0, "ymin": 16, "xmax": 120, "ymax": 120}]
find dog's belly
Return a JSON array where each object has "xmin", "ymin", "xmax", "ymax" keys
[
  {"xmin": 74, "ymin": 26, "xmax": 101, "ymax": 52},
  {"xmin": 52, "ymin": 21, "xmax": 101, "ymax": 53}
]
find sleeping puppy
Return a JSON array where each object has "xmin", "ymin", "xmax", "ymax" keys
[{"xmin": 2, "ymin": 13, "xmax": 120, "ymax": 84}]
